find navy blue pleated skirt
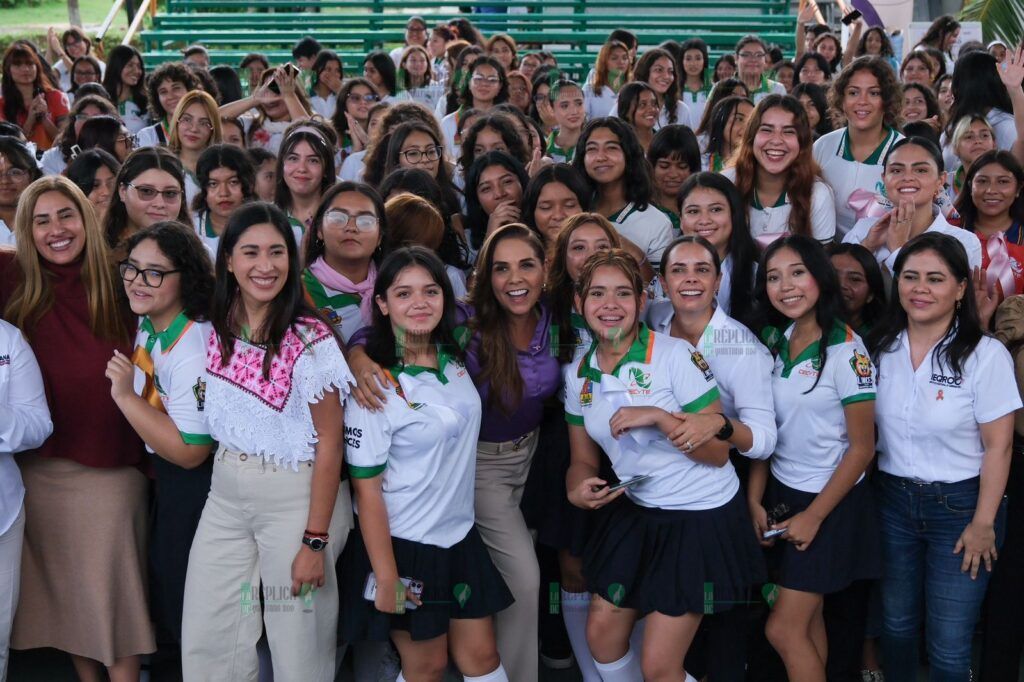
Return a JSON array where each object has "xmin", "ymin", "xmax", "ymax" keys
[
  {"xmin": 337, "ymin": 520, "xmax": 514, "ymax": 642},
  {"xmin": 765, "ymin": 476, "xmax": 882, "ymax": 594},
  {"xmin": 583, "ymin": 491, "xmax": 766, "ymax": 617}
]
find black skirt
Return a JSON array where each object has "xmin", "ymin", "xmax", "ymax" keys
[
  {"xmin": 337, "ymin": 520, "xmax": 514, "ymax": 642},
  {"xmin": 583, "ymin": 491, "xmax": 766, "ymax": 617},
  {"xmin": 765, "ymin": 476, "xmax": 881, "ymax": 595}
]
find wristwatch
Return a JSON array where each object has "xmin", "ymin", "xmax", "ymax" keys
[
  {"xmin": 302, "ymin": 535, "xmax": 328, "ymax": 552},
  {"xmin": 714, "ymin": 414, "xmax": 734, "ymax": 441}
]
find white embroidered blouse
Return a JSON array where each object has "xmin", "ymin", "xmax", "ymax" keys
[{"xmin": 205, "ymin": 318, "xmax": 353, "ymax": 469}]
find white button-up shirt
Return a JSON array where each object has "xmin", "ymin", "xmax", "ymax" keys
[
  {"xmin": 876, "ymin": 331, "xmax": 1021, "ymax": 484},
  {"xmin": 0, "ymin": 320, "xmax": 53, "ymax": 535}
]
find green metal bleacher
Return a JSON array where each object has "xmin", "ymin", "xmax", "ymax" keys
[{"xmin": 140, "ymin": 0, "xmax": 796, "ymax": 79}]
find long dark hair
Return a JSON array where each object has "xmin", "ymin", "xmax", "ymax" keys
[
  {"xmin": 211, "ymin": 201, "xmax": 326, "ymax": 378},
  {"xmin": 468, "ymin": 223, "xmax": 546, "ymax": 412},
  {"xmin": 753, "ymin": 234, "xmax": 844, "ymax": 390},
  {"xmin": 364, "ymin": 246, "xmax": 464, "ymax": 368},
  {"xmin": 572, "ymin": 117, "xmax": 654, "ymax": 211},
  {"xmin": 634, "ymin": 47, "xmax": 682, "ymax": 124},
  {"xmin": 458, "ymin": 113, "xmax": 530, "ymax": 171},
  {"xmin": 696, "ymin": 78, "xmax": 749, "ymax": 134},
  {"xmin": 868, "ymin": 232, "xmax": 982, "ymax": 379},
  {"xmin": 364, "ymin": 50, "xmax": 397, "ymax": 97},
  {"xmin": 705, "ymin": 95, "xmax": 750, "ymax": 163},
  {"xmin": 465, "ymin": 151, "xmax": 529, "ymax": 251},
  {"xmin": 648, "ymin": 124, "xmax": 702, "ymax": 181},
  {"xmin": 273, "ymin": 129, "xmax": 336, "ymax": 213},
  {"xmin": 77, "ymin": 116, "xmax": 124, "ymax": 160},
  {"xmin": 828, "ymin": 242, "xmax": 887, "ymax": 332},
  {"xmin": 102, "ymin": 45, "xmax": 147, "ymax": 110},
  {"xmin": 946, "ymin": 50, "xmax": 1013, "ymax": 140},
  {"xmin": 66, "ymin": 148, "xmax": 121, "ymax": 199},
  {"xmin": 616, "ymin": 81, "xmax": 658, "ymax": 124},
  {"xmin": 330, "ymin": 77, "xmax": 380, "ymax": 144},
  {"xmin": 1, "ymin": 44, "xmax": 55, "ymax": 123},
  {"xmin": 459, "ymin": 56, "xmax": 509, "ymax": 109},
  {"xmin": 54, "ymin": 95, "xmax": 119, "ymax": 162},
  {"xmin": 791, "ymin": 82, "xmax": 832, "ymax": 139},
  {"xmin": 955, "ymin": 149, "xmax": 1024, "ymax": 231},
  {"xmin": 857, "ymin": 27, "xmax": 895, "ymax": 58},
  {"xmin": 678, "ymin": 172, "xmax": 759, "ymax": 327},
  {"xmin": 123, "ymin": 220, "xmax": 215, "ymax": 321}
]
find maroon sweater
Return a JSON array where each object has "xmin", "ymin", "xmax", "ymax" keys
[{"xmin": 0, "ymin": 252, "xmax": 143, "ymax": 468}]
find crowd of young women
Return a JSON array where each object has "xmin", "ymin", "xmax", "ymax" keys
[{"xmin": 1, "ymin": 11, "xmax": 1024, "ymax": 682}]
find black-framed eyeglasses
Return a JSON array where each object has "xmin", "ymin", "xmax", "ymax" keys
[
  {"xmin": 399, "ymin": 145, "xmax": 442, "ymax": 164},
  {"xmin": 126, "ymin": 182, "xmax": 181, "ymax": 202},
  {"xmin": 0, "ymin": 168, "xmax": 29, "ymax": 182},
  {"xmin": 118, "ymin": 261, "xmax": 180, "ymax": 287}
]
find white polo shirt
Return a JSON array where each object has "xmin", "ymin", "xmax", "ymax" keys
[
  {"xmin": 119, "ymin": 100, "xmax": 148, "ymax": 134},
  {"xmin": 814, "ymin": 126, "xmax": 903, "ymax": 238},
  {"xmin": 564, "ymin": 324, "xmax": 737, "ymax": 510},
  {"xmin": 607, "ymin": 98, "xmax": 693, "ymax": 131},
  {"xmin": 440, "ymin": 110, "xmax": 461, "ymax": 159},
  {"xmin": 608, "ymin": 202, "xmax": 674, "ymax": 267},
  {"xmin": 767, "ymin": 322, "xmax": 876, "ymax": 493},
  {"xmin": 0, "ymin": 220, "xmax": 14, "ymax": 246},
  {"xmin": 339, "ymin": 149, "xmax": 367, "ymax": 181},
  {"xmin": 875, "ymin": 332, "xmax": 1021, "ymax": 484},
  {"xmin": 133, "ymin": 312, "xmax": 214, "ymax": 450},
  {"xmin": 645, "ymin": 303, "xmax": 777, "ymax": 459},
  {"xmin": 584, "ymin": 83, "xmax": 617, "ymax": 121},
  {"xmin": 722, "ymin": 169, "xmax": 837, "ymax": 244},
  {"xmin": 344, "ymin": 348, "xmax": 481, "ymax": 548},
  {"xmin": 843, "ymin": 210, "xmax": 982, "ymax": 273},
  {"xmin": 0, "ymin": 320, "xmax": 53, "ymax": 536},
  {"xmin": 302, "ymin": 268, "xmax": 365, "ymax": 344}
]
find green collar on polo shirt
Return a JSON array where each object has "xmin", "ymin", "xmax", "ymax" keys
[
  {"xmin": 141, "ymin": 310, "xmax": 191, "ymax": 354},
  {"xmin": 577, "ymin": 323, "xmax": 654, "ymax": 382},
  {"xmin": 839, "ymin": 127, "xmax": 896, "ymax": 164},
  {"xmin": 390, "ymin": 345, "xmax": 454, "ymax": 385}
]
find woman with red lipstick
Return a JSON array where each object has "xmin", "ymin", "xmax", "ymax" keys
[
  {"xmin": 725, "ymin": 95, "xmax": 836, "ymax": 245},
  {"xmin": 1, "ymin": 176, "xmax": 153, "ymax": 682},
  {"xmin": 168, "ymin": 90, "xmax": 223, "ymax": 208}
]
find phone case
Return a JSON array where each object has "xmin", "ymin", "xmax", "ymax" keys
[{"xmin": 363, "ymin": 573, "xmax": 423, "ymax": 611}]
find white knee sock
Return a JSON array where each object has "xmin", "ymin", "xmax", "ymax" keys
[
  {"xmin": 562, "ymin": 589, "xmax": 602, "ymax": 682},
  {"xmin": 593, "ymin": 648, "xmax": 643, "ymax": 682},
  {"xmin": 464, "ymin": 663, "xmax": 509, "ymax": 681}
]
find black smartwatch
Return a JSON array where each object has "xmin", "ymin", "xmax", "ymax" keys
[
  {"xmin": 302, "ymin": 535, "xmax": 328, "ymax": 552},
  {"xmin": 714, "ymin": 414, "xmax": 734, "ymax": 441}
]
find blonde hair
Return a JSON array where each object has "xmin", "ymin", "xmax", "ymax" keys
[
  {"xmin": 5, "ymin": 176, "xmax": 126, "ymax": 341},
  {"xmin": 168, "ymin": 89, "xmax": 223, "ymax": 154},
  {"xmin": 951, "ymin": 115, "xmax": 994, "ymax": 153},
  {"xmin": 385, "ymin": 192, "xmax": 445, "ymax": 251}
]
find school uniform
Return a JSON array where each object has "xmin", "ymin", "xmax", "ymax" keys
[
  {"xmin": 118, "ymin": 100, "xmax": 148, "ymax": 133},
  {"xmin": 746, "ymin": 75, "xmax": 787, "ymax": 104},
  {"xmin": 440, "ymin": 109, "xmax": 462, "ymax": 159},
  {"xmin": 722, "ymin": 168, "xmax": 837, "ymax": 245},
  {"xmin": 190, "ymin": 211, "xmax": 218, "ymax": 259},
  {"xmin": 681, "ymin": 85, "xmax": 710, "ymax": 130},
  {"xmin": 645, "ymin": 303, "xmax": 777, "ymax": 459},
  {"xmin": 608, "ymin": 97, "xmax": 692, "ymax": 131},
  {"xmin": 339, "ymin": 148, "xmax": 366, "ymax": 181},
  {"xmin": 301, "ymin": 267, "xmax": 366, "ymax": 344},
  {"xmin": 762, "ymin": 321, "xmax": 880, "ymax": 594},
  {"xmin": 564, "ymin": 324, "xmax": 765, "ymax": 615},
  {"xmin": 608, "ymin": 202, "xmax": 675, "ymax": 267},
  {"xmin": 309, "ymin": 92, "xmax": 337, "ymax": 119},
  {"xmin": 844, "ymin": 209, "xmax": 983, "ymax": 272},
  {"xmin": 136, "ymin": 119, "xmax": 170, "ymax": 149},
  {"xmin": 874, "ymin": 332, "xmax": 1022, "ymax": 681},
  {"xmin": 814, "ymin": 126, "xmax": 903, "ymax": 237},
  {"xmin": 401, "ymin": 83, "xmax": 446, "ymax": 111},
  {"xmin": 583, "ymin": 83, "xmax": 617, "ymax": 121},
  {"xmin": 184, "ymin": 170, "xmax": 201, "ymax": 209},
  {"xmin": 131, "ymin": 312, "xmax": 214, "ymax": 644},
  {"xmin": 56, "ymin": 60, "xmax": 105, "ymax": 92},
  {"xmin": 338, "ymin": 347, "xmax": 513, "ymax": 642},
  {"xmin": 0, "ymin": 320, "xmax": 52, "ymax": 680},
  {"xmin": 181, "ymin": 319, "xmax": 354, "ymax": 681},
  {"xmin": 545, "ymin": 131, "xmax": 576, "ymax": 163}
]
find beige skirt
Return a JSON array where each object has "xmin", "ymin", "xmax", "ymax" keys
[{"xmin": 10, "ymin": 455, "xmax": 155, "ymax": 665}]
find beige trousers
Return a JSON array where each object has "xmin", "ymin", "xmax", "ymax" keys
[
  {"xmin": 474, "ymin": 429, "xmax": 540, "ymax": 682},
  {"xmin": 181, "ymin": 446, "xmax": 352, "ymax": 682}
]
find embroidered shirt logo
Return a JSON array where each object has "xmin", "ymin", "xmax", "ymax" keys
[
  {"xmin": 849, "ymin": 350, "xmax": 874, "ymax": 389},
  {"xmin": 691, "ymin": 351, "xmax": 714, "ymax": 382},
  {"xmin": 193, "ymin": 377, "xmax": 206, "ymax": 412},
  {"xmin": 580, "ymin": 378, "xmax": 593, "ymax": 407}
]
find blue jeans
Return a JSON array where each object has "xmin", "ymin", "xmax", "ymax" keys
[{"xmin": 877, "ymin": 472, "xmax": 1007, "ymax": 682}]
